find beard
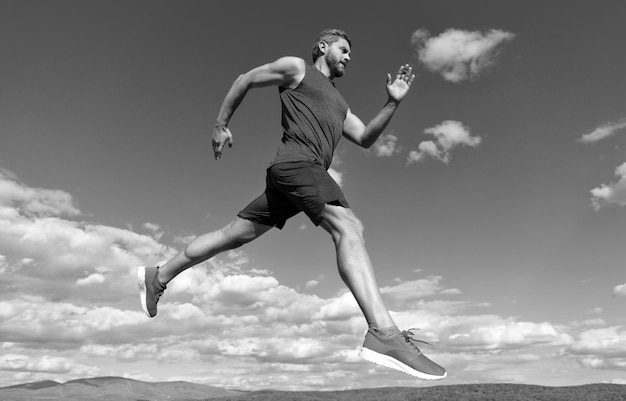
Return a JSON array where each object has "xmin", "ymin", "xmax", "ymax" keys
[{"xmin": 325, "ymin": 52, "xmax": 345, "ymax": 77}]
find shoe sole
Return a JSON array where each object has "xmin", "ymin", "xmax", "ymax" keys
[
  {"xmin": 359, "ymin": 347, "xmax": 447, "ymax": 380},
  {"xmin": 137, "ymin": 266, "xmax": 152, "ymax": 317}
]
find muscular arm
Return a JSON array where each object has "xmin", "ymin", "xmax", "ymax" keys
[
  {"xmin": 342, "ymin": 64, "xmax": 415, "ymax": 149},
  {"xmin": 212, "ymin": 56, "xmax": 305, "ymax": 159}
]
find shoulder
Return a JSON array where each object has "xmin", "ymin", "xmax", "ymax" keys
[
  {"xmin": 244, "ymin": 57, "xmax": 306, "ymax": 89},
  {"xmin": 272, "ymin": 56, "xmax": 306, "ymax": 70},
  {"xmin": 271, "ymin": 57, "xmax": 306, "ymax": 89}
]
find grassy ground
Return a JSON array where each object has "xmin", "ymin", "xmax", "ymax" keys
[{"xmin": 211, "ymin": 384, "xmax": 626, "ymax": 401}]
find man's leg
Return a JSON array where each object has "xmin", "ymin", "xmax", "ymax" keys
[
  {"xmin": 319, "ymin": 203, "xmax": 446, "ymax": 380},
  {"xmin": 159, "ymin": 217, "xmax": 273, "ymax": 284},
  {"xmin": 319, "ymin": 204, "xmax": 394, "ymax": 328},
  {"xmin": 138, "ymin": 217, "xmax": 272, "ymax": 317}
]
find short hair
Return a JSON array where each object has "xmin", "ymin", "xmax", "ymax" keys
[{"xmin": 311, "ymin": 28, "xmax": 352, "ymax": 62}]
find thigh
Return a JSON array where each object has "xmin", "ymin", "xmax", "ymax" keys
[
  {"xmin": 269, "ymin": 161, "xmax": 349, "ymax": 226},
  {"xmin": 237, "ymin": 171, "xmax": 301, "ymax": 229},
  {"xmin": 222, "ymin": 216, "xmax": 274, "ymax": 243}
]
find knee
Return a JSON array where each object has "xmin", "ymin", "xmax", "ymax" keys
[
  {"xmin": 214, "ymin": 222, "xmax": 255, "ymax": 252},
  {"xmin": 332, "ymin": 209, "xmax": 365, "ymax": 244},
  {"xmin": 223, "ymin": 226, "xmax": 254, "ymax": 249}
]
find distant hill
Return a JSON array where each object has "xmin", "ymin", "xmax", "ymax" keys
[
  {"xmin": 0, "ymin": 376, "xmax": 242, "ymax": 401},
  {"xmin": 1, "ymin": 378, "xmax": 624, "ymax": 401}
]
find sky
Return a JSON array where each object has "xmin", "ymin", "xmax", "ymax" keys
[{"xmin": 1, "ymin": 0, "xmax": 626, "ymax": 391}]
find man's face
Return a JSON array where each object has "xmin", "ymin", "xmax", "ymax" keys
[{"xmin": 324, "ymin": 38, "xmax": 351, "ymax": 78}]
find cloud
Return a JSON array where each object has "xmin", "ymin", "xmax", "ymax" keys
[
  {"xmin": 381, "ymin": 275, "xmax": 446, "ymax": 304},
  {"xmin": 328, "ymin": 155, "xmax": 345, "ymax": 187},
  {"xmin": 568, "ymin": 326, "xmax": 626, "ymax": 371},
  {"xmin": 327, "ymin": 168, "xmax": 344, "ymax": 187},
  {"xmin": 579, "ymin": 119, "xmax": 626, "ymax": 144},
  {"xmin": 438, "ymin": 315, "xmax": 573, "ymax": 351},
  {"xmin": 76, "ymin": 272, "xmax": 106, "ymax": 286},
  {"xmin": 143, "ymin": 222, "xmax": 160, "ymax": 232},
  {"xmin": 0, "ymin": 168, "xmax": 172, "ymax": 303},
  {"xmin": 590, "ymin": 162, "xmax": 626, "ymax": 210},
  {"xmin": 305, "ymin": 279, "xmax": 319, "ymax": 288},
  {"xmin": 371, "ymin": 133, "xmax": 401, "ymax": 157},
  {"xmin": 412, "ymin": 28, "xmax": 515, "ymax": 83},
  {"xmin": 142, "ymin": 222, "xmax": 164, "ymax": 241},
  {"xmin": 0, "ymin": 165, "xmax": 621, "ymax": 389},
  {"xmin": 80, "ymin": 343, "xmax": 160, "ymax": 362},
  {"xmin": 407, "ymin": 120, "xmax": 482, "ymax": 164},
  {"xmin": 613, "ymin": 283, "xmax": 626, "ymax": 297},
  {"xmin": 0, "ymin": 354, "xmax": 100, "ymax": 376},
  {"xmin": 0, "ymin": 168, "xmax": 80, "ymax": 218}
]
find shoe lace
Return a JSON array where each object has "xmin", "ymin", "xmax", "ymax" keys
[
  {"xmin": 154, "ymin": 286, "xmax": 165, "ymax": 301},
  {"xmin": 401, "ymin": 328, "xmax": 432, "ymax": 354},
  {"xmin": 153, "ymin": 276, "xmax": 166, "ymax": 302}
]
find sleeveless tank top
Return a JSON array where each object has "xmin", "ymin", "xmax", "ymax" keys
[{"xmin": 270, "ymin": 64, "xmax": 349, "ymax": 170}]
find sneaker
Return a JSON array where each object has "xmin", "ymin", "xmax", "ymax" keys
[
  {"xmin": 137, "ymin": 266, "xmax": 166, "ymax": 317},
  {"xmin": 359, "ymin": 328, "xmax": 447, "ymax": 380}
]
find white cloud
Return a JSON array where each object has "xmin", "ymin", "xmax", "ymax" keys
[
  {"xmin": 371, "ymin": 133, "xmax": 401, "ymax": 157},
  {"xmin": 328, "ymin": 155, "xmax": 345, "ymax": 187},
  {"xmin": 305, "ymin": 279, "xmax": 319, "ymax": 289},
  {"xmin": 613, "ymin": 283, "xmax": 626, "ymax": 297},
  {"xmin": 0, "ymin": 169, "xmax": 80, "ymax": 218},
  {"xmin": 408, "ymin": 120, "xmax": 482, "ymax": 165},
  {"xmin": 143, "ymin": 222, "xmax": 160, "ymax": 232},
  {"xmin": 569, "ymin": 326, "xmax": 626, "ymax": 371},
  {"xmin": 0, "ymin": 295, "xmax": 148, "ymax": 346},
  {"xmin": 579, "ymin": 119, "xmax": 626, "ymax": 144},
  {"xmin": 80, "ymin": 343, "xmax": 160, "ymax": 362},
  {"xmin": 0, "ymin": 165, "xmax": 623, "ymax": 389},
  {"xmin": 569, "ymin": 318, "xmax": 606, "ymax": 329},
  {"xmin": 0, "ymin": 354, "xmax": 99, "ymax": 376},
  {"xmin": 381, "ymin": 276, "xmax": 445, "ymax": 304},
  {"xmin": 76, "ymin": 273, "xmax": 106, "ymax": 286},
  {"xmin": 311, "ymin": 291, "xmax": 360, "ymax": 322},
  {"xmin": 440, "ymin": 316, "xmax": 573, "ymax": 351},
  {"xmin": 0, "ymin": 169, "xmax": 172, "ymax": 302},
  {"xmin": 327, "ymin": 168, "xmax": 344, "ymax": 187},
  {"xmin": 590, "ymin": 162, "xmax": 626, "ymax": 210},
  {"xmin": 570, "ymin": 326, "xmax": 626, "ymax": 354},
  {"xmin": 143, "ymin": 222, "xmax": 164, "ymax": 241},
  {"xmin": 412, "ymin": 28, "xmax": 515, "ymax": 83},
  {"xmin": 441, "ymin": 288, "xmax": 462, "ymax": 295}
]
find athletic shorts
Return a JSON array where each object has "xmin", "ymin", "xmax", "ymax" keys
[{"xmin": 237, "ymin": 160, "xmax": 349, "ymax": 229}]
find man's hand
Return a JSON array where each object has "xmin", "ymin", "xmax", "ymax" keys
[
  {"xmin": 386, "ymin": 64, "xmax": 415, "ymax": 103},
  {"xmin": 212, "ymin": 124, "xmax": 233, "ymax": 160}
]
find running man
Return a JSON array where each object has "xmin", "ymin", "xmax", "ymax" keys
[{"xmin": 138, "ymin": 29, "xmax": 446, "ymax": 380}]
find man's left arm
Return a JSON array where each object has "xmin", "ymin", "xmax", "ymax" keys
[{"xmin": 342, "ymin": 64, "xmax": 415, "ymax": 149}]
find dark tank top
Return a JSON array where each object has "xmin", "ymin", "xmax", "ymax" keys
[{"xmin": 270, "ymin": 63, "xmax": 349, "ymax": 170}]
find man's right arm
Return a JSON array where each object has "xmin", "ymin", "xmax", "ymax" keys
[{"xmin": 212, "ymin": 56, "xmax": 305, "ymax": 160}]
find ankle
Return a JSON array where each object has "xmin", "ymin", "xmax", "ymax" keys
[
  {"xmin": 369, "ymin": 324, "xmax": 400, "ymax": 337},
  {"xmin": 155, "ymin": 268, "xmax": 167, "ymax": 288}
]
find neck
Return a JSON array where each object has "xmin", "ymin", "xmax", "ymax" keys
[{"xmin": 314, "ymin": 58, "xmax": 333, "ymax": 79}]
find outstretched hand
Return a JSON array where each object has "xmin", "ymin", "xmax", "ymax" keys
[
  {"xmin": 386, "ymin": 64, "xmax": 415, "ymax": 103},
  {"xmin": 212, "ymin": 125, "xmax": 233, "ymax": 160}
]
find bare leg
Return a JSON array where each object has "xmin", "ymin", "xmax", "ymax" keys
[
  {"xmin": 319, "ymin": 204, "xmax": 395, "ymax": 328},
  {"xmin": 158, "ymin": 217, "xmax": 272, "ymax": 284}
]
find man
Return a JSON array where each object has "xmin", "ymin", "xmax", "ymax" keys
[{"xmin": 138, "ymin": 29, "xmax": 446, "ymax": 380}]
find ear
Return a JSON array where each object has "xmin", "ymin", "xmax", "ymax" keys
[{"xmin": 318, "ymin": 41, "xmax": 328, "ymax": 54}]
